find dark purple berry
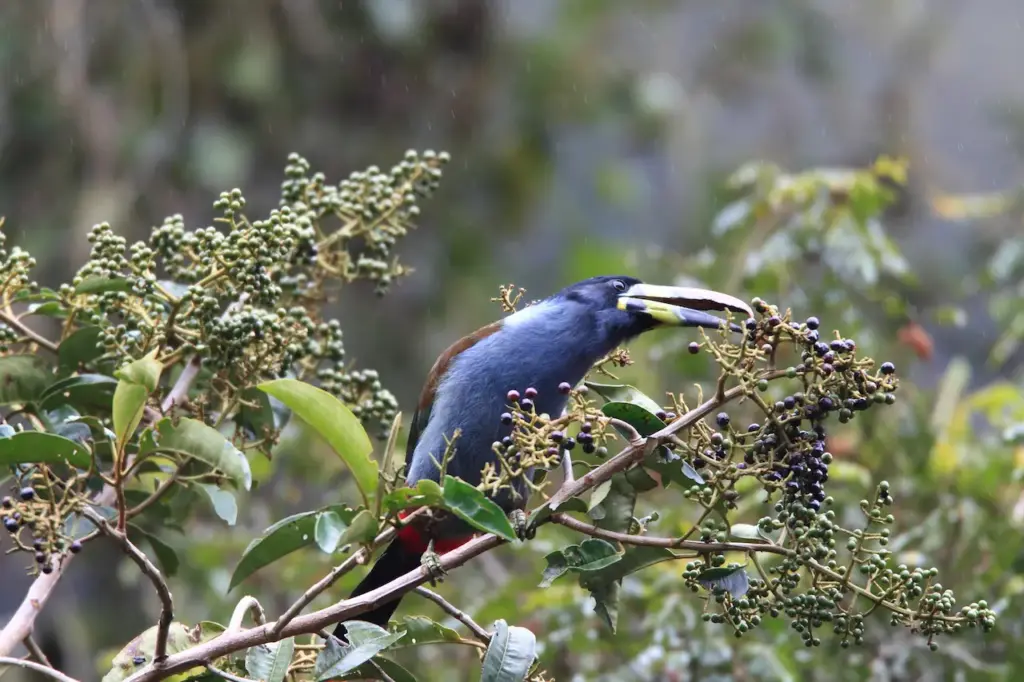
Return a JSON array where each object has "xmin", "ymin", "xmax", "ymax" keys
[
  {"xmin": 32, "ymin": 539, "xmax": 43, "ymax": 551},
  {"xmin": 501, "ymin": 436, "xmax": 513, "ymax": 447},
  {"xmin": 822, "ymin": 351, "xmax": 835, "ymax": 364},
  {"xmin": 506, "ymin": 390, "xmax": 520, "ymax": 403},
  {"xmin": 775, "ymin": 401, "xmax": 786, "ymax": 413},
  {"xmin": 19, "ymin": 487, "xmax": 34, "ymax": 502},
  {"xmin": 768, "ymin": 315, "xmax": 781, "ymax": 327},
  {"xmin": 880, "ymin": 361, "xmax": 895, "ymax": 375},
  {"xmin": 710, "ymin": 432, "xmax": 724, "ymax": 446},
  {"xmin": 820, "ymin": 364, "xmax": 834, "ymax": 376},
  {"xmin": 546, "ymin": 447, "xmax": 559, "ymax": 458},
  {"xmin": 843, "ymin": 340, "xmax": 856, "ymax": 352},
  {"xmin": 747, "ymin": 423, "xmax": 760, "ymax": 432},
  {"xmin": 578, "ymin": 432, "xmax": 593, "ymax": 444},
  {"xmin": 34, "ymin": 551, "xmax": 46, "ymax": 564},
  {"xmin": 524, "ymin": 387, "xmax": 538, "ymax": 399},
  {"xmin": 716, "ymin": 412, "xmax": 730, "ymax": 427},
  {"xmin": 818, "ymin": 397, "xmax": 834, "ymax": 411},
  {"xmin": 0, "ymin": 496, "xmax": 10, "ymax": 509},
  {"xmin": 783, "ymin": 396, "xmax": 796, "ymax": 410},
  {"xmin": 549, "ymin": 430, "xmax": 564, "ymax": 443},
  {"xmin": 665, "ymin": 412, "xmax": 677, "ymax": 421},
  {"xmin": 814, "ymin": 342, "xmax": 829, "ymax": 357},
  {"xmin": 805, "ymin": 330, "xmax": 820, "ymax": 343},
  {"xmin": 564, "ymin": 437, "xmax": 576, "ymax": 451},
  {"xmin": 865, "ymin": 381, "xmax": 877, "ymax": 394},
  {"xmin": 520, "ymin": 398, "xmax": 534, "ymax": 412},
  {"xmin": 581, "ymin": 421, "xmax": 593, "ymax": 433},
  {"xmin": 558, "ymin": 381, "xmax": 572, "ymax": 394},
  {"xmin": 69, "ymin": 540, "xmax": 82, "ymax": 554},
  {"xmin": 500, "ymin": 412, "xmax": 513, "ymax": 425},
  {"xmin": 688, "ymin": 342, "xmax": 700, "ymax": 354},
  {"xmin": 830, "ymin": 340, "xmax": 845, "ymax": 352},
  {"xmin": 655, "ymin": 410, "xmax": 668, "ymax": 421},
  {"xmin": 582, "ymin": 442, "xmax": 596, "ymax": 454},
  {"xmin": 744, "ymin": 318, "xmax": 757, "ymax": 330},
  {"xmin": 3, "ymin": 517, "xmax": 17, "ymax": 532},
  {"xmin": 806, "ymin": 316, "xmax": 820, "ymax": 330},
  {"xmin": 41, "ymin": 564, "xmax": 53, "ymax": 575}
]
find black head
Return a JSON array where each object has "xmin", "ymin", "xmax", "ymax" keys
[{"xmin": 554, "ymin": 274, "xmax": 753, "ymax": 346}]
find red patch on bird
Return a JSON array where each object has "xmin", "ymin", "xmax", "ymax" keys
[
  {"xmin": 897, "ymin": 321, "xmax": 933, "ymax": 361},
  {"xmin": 395, "ymin": 510, "xmax": 475, "ymax": 554}
]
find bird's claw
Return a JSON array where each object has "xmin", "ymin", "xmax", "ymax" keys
[
  {"xmin": 511, "ymin": 509, "xmax": 535, "ymax": 541},
  {"xmin": 422, "ymin": 540, "xmax": 447, "ymax": 586}
]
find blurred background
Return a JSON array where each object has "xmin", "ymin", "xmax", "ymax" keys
[{"xmin": 3, "ymin": 1, "xmax": 1024, "ymax": 680}]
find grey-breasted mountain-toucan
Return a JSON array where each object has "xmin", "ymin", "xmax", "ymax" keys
[{"xmin": 335, "ymin": 275, "xmax": 751, "ymax": 637}]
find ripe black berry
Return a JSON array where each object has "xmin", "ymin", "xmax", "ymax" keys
[
  {"xmin": 783, "ymin": 396, "xmax": 796, "ymax": 410},
  {"xmin": 655, "ymin": 410, "xmax": 668, "ymax": 421},
  {"xmin": 0, "ymin": 496, "xmax": 10, "ymax": 509},
  {"xmin": 524, "ymin": 387, "xmax": 538, "ymax": 399},
  {"xmin": 768, "ymin": 315, "xmax": 781, "ymax": 327},
  {"xmin": 747, "ymin": 423, "xmax": 760, "ymax": 432},
  {"xmin": 880, "ymin": 361, "xmax": 895, "ymax": 375},
  {"xmin": 506, "ymin": 390, "xmax": 520, "ymax": 403},
  {"xmin": 549, "ymin": 431, "xmax": 564, "ymax": 443},
  {"xmin": 582, "ymin": 442, "xmax": 596, "ymax": 454},
  {"xmin": 520, "ymin": 398, "xmax": 535, "ymax": 411},
  {"xmin": 744, "ymin": 318, "xmax": 757, "ymax": 330},
  {"xmin": 34, "ymin": 551, "xmax": 46, "ymax": 564},
  {"xmin": 69, "ymin": 540, "xmax": 83, "ymax": 554},
  {"xmin": 558, "ymin": 381, "xmax": 572, "ymax": 394},
  {"xmin": 716, "ymin": 412, "xmax": 730, "ymax": 427},
  {"xmin": 813, "ymin": 342, "xmax": 829, "ymax": 357},
  {"xmin": 688, "ymin": 342, "xmax": 700, "ymax": 354},
  {"xmin": 501, "ymin": 436, "xmax": 513, "ymax": 447},
  {"xmin": 830, "ymin": 340, "xmax": 844, "ymax": 352},
  {"xmin": 19, "ymin": 487, "xmax": 34, "ymax": 502},
  {"xmin": 500, "ymin": 412, "xmax": 513, "ymax": 425},
  {"xmin": 806, "ymin": 316, "xmax": 820, "ymax": 330},
  {"xmin": 3, "ymin": 517, "xmax": 17, "ymax": 532},
  {"xmin": 563, "ymin": 437, "xmax": 576, "ymax": 451},
  {"xmin": 580, "ymin": 421, "xmax": 593, "ymax": 433},
  {"xmin": 41, "ymin": 564, "xmax": 53, "ymax": 575}
]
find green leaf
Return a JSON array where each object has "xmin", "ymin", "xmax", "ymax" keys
[
  {"xmin": 0, "ymin": 431, "xmax": 91, "ymax": 468},
  {"xmin": 696, "ymin": 564, "xmax": 750, "ymax": 597},
  {"xmin": 578, "ymin": 545, "xmax": 679, "ymax": 632},
  {"xmin": 245, "ymin": 637, "xmax": 295, "ymax": 682},
  {"xmin": 585, "ymin": 381, "xmax": 664, "ymax": 415},
  {"xmin": 441, "ymin": 476, "xmax": 517, "ymax": 542},
  {"xmin": 314, "ymin": 510, "xmax": 346, "ymax": 554},
  {"xmin": 334, "ymin": 658, "xmax": 418, "ymax": 682},
  {"xmin": 480, "ymin": 620, "xmax": 536, "ymax": 682},
  {"xmin": 66, "ymin": 506, "xmax": 116, "ymax": 541},
  {"xmin": 39, "ymin": 373, "xmax": 118, "ymax": 412},
  {"xmin": 101, "ymin": 622, "xmax": 202, "ymax": 682},
  {"xmin": 58, "ymin": 326, "xmax": 104, "ymax": 375},
  {"xmin": 152, "ymin": 418, "xmax": 252, "ymax": 491},
  {"xmin": 198, "ymin": 483, "xmax": 238, "ymax": 526},
  {"xmin": 315, "ymin": 622, "xmax": 406, "ymax": 680},
  {"xmin": 228, "ymin": 506, "xmax": 356, "ymax": 590},
  {"xmin": 381, "ymin": 480, "xmax": 443, "ymax": 514},
  {"xmin": 539, "ymin": 551, "xmax": 569, "ymax": 587},
  {"xmin": 339, "ymin": 509, "xmax": 379, "ymax": 547},
  {"xmin": 394, "ymin": 616, "xmax": 462, "ymax": 648},
  {"xmin": 643, "ymin": 447, "xmax": 705, "ymax": 487},
  {"xmin": 566, "ymin": 538, "xmax": 621, "ymax": 572},
  {"xmin": 259, "ymin": 378, "xmax": 377, "ymax": 508},
  {"xmin": 601, "ymin": 401, "xmax": 666, "ymax": 438},
  {"xmin": 112, "ymin": 352, "xmax": 163, "ymax": 448},
  {"xmin": 129, "ymin": 524, "xmax": 180, "ymax": 577},
  {"xmin": 0, "ymin": 354, "xmax": 52, "ymax": 405},
  {"xmin": 588, "ymin": 480, "xmax": 612, "ymax": 512},
  {"xmin": 728, "ymin": 524, "xmax": 764, "ymax": 541},
  {"xmin": 527, "ymin": 496, "xmax": 588, "ymax": 526},
  {"xmin": 237, "ymin": 387, "xmax": 281, "ymax": 437},
  {"xmin": 75, "ymin": 276, "xmax": 135, "ymax": 296},
  {"xmin": 25, "ymin": 301, "xmax": 67, "ymax": 318}
]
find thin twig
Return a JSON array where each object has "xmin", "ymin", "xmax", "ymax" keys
[
  {"xmin": 414, "ymin": 587, "xmax": 492, "ymax": 644},
  {"xmin": 81, "ymin": 507, "xmax": 175, "ymax": 665},
  {"xmin": 0, "ymin": 657, "xmax": 79, "ymax": 682},
  {"xmin": 550, "ymin": 513, "xmax": 790, "ymax": 556},
  {"xmin": 0, "ymin": 310, "xmax": 58, "ymax": 353},
  {"xmin": 22, "ymin": 635, "xmax": 52, "ymax": 667},
  {"xmin": 161, "ymin": 355, "xmax": 201, "ymax": 413},
  {"xmin": 227, "ymin": 597, "xmax": 267, "ymax": 634},
  {"xmin": 205, "ymin": 665, "xmax": 257, "ymax": 682}
]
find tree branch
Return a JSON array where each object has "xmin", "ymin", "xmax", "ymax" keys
[
  {"xmin": 0, "ymin": 657, "xmax": 79, "ymax": 682},
  {"xmin": 22, "ymin": 635, "xmax": 52, "ymax": 667},
  {"xmin": 414, "ymin": 587, "xmax": 492, "ymax": 644},
  {"xmin": 0, "ymin": 310, "xmax": 58, "ymax": 353},
  {"xmin": 81, "ymin": 507, "xmax": 175, "ymax": 664},
  {"xmin": 227, "ymin": 597, "xmax": 266, "ymax": 634},
  {"xmin": 549, "ymin": 513, "xmax": 791, "ymax": 556}
]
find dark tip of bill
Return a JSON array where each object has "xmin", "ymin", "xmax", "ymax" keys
[{"xmin": 729, "ymin": 322, "xmax": 743, "ymax": 333}]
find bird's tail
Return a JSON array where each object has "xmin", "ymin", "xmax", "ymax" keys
[{"xmin": 333, "ymin": 540, "xmax": 423, "ymax": 640}]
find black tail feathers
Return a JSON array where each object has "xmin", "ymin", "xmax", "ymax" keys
[{"xmin": 333, "ymin": 540, "xmax": 423, "ymax": 640}]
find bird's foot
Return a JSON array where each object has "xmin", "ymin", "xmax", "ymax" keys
[
  {"xmin": 422, "ymin": 540, "xmax": 447, "ymax": 586},
  {"xmin": 511, "ymin": 509, "xmax": 535, "ymax": 541}
]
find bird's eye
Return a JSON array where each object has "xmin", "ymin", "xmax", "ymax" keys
[{"xmin": 611, "ymin": 279, "xmax": 627, "ymax": 292}]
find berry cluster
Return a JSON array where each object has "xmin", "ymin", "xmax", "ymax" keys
[{"xmin": 2, "ymin": 483, "xmax": 82, "ymax": 575}]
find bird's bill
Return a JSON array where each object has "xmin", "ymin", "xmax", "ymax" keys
[{"xmin": 617, "ymin": 283, "xmax": 753, "ymax": 332}]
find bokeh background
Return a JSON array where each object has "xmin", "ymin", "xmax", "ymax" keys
[{"xmin": 3, "ymin": 1, "xmax": 1024, "ymax": 681}]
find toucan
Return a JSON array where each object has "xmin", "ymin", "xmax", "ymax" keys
[{"xmin": 334, "ymin": 275, "xmax": 751, "ymax": 636}]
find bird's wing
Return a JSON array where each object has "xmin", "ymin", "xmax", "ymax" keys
[{"xmin": 405, "ymin": 320, "xmax": 504, "ymax": 462}]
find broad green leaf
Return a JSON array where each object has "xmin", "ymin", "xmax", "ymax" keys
[
  {"xmin": 259, "ymin": 378, "xmax": 376, "ymax": 508},
  {"xmin": 314, "ymin": 510, "xmax": 346, "ymax": 554},
  {"xmin": 0, "ymin": 431, "xmax": 90, "ymax": 468},
  {"xmin": 696, "ymin": 564, "xmax": 750, "ymax": 597},
  {"xmin": 152, "ymin": 418, "xmax": 252, "ymax": 491},
  {"xmin": 237, "ymin": 387, "xmax": 280, "ymax": 437},
  {"xmin": 643, "ymin": 447, "xmax": 705, "ymax": 487},
  {"xmin": 115, "ymin": 351, "xmax": 163, "ymax": 392},
  {"xmin": 480, "ymin": 620, "xmax": 536, "ymax": 682},
  {"xmin": 245, "ymin": 637, "xmax": 295, "ymax": 682},
  {"xmin": 58, "ymin": 326, "xmax": 104, "ymax": 375},
  {"xmin": 198, "ymin": 483, "xmax": 238, "ymax": 526},
  {"xmin": 25, "ymin": 301, "xmax": 67, "ymax": 317},
  {"xmin": 66, "ymin": 506, "xmax": 116, "ymax": 541},
  {"xmin": 76, "ymin": 276, "xmax": 135, "ymax": 296},
  {"xmin": 0, "ymin": 354, "xmax": 51, "ymax": 405},
  {"xmin": 441, "ymin": 476, "xmax": 517, "ymax": 542},
  {"xmin": 601, "ymin": 402, "xmax": 666, "ymax": 438},
  {"xmin": 39, "ymin": 373, "xmax": 118, "ymax": 412},
  {"xmin": 229, "ymin": 506, "xmax": 356, "ymax": 590},
  {"xmin": 315, "ymin": 622, "xmax": 406, "ymax": 680},
  {"xmin": 101, "ymin": 622, "xmax": 203, "ymax": 682},
  {"xmin": 339, "ymin": 509, "xmax": 379, "ymax": 547},
  {"xmin": 129, "ymin": 524, "xmax": 180, "ymax": 577},
  {"xmin": 112, "ymin": 352, "xmax": 163, "ymax": 448},
  {"xmin": 585, "ymin": 381, "xmax": 664, "ymax": 415},
  {"xmin": 588, "ymin": 480, "xmax": 612, "ymax": 512},
  {"xmin": 381, "ymin": 480, "xmax": 443, "ymax": 514},
  {"xmin": 334, "ymin": 658, "xmax": 417, "ymax": 682},
  {"xmin": 393, "ymin": 616, "xmax": 461, "ymax": 648},
  {"xmin": 578, "ymin": 545, "xmax": 679, "ymax": 632},
  {"xmin": 566, "ymin": 538, "xmax": 621, "ymax": 572},
  {"xmin": 527, "ymin": 496, "xmax": 588, "ymax": 526},
  {"xmin": 539, "ymin": 551, "xmax": 570, "ymax": 588},
  {"xmin": 728, "ymin": 524, "xmax": 764, "ymax": 541}
]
